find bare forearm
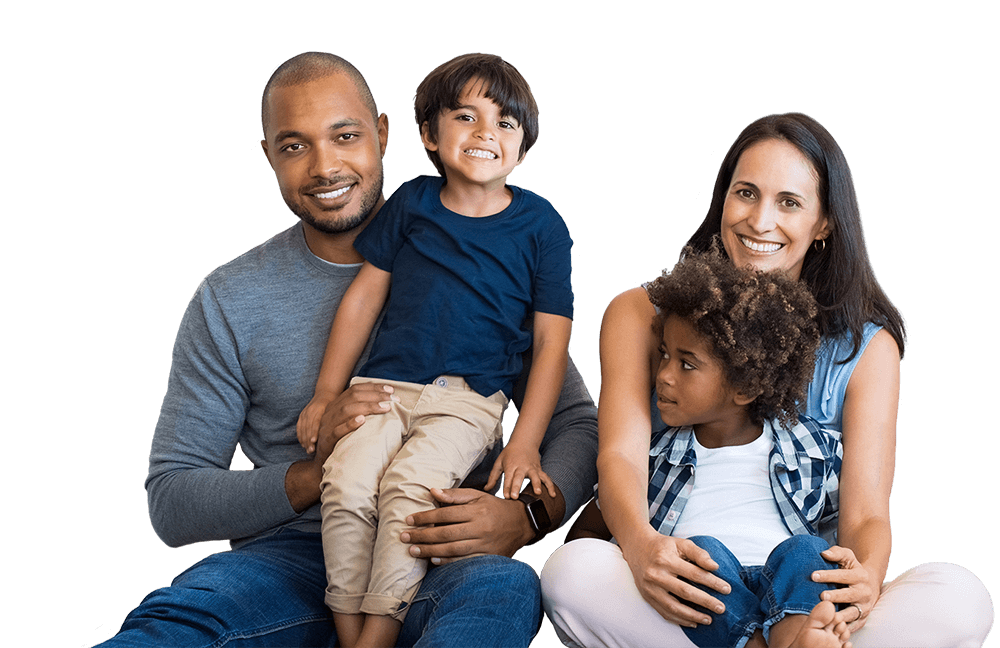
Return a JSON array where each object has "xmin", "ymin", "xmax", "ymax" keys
[
  {"xmin": 839, "ymin": 516, "xmax": 892, "ymax": 584},
  {"xmin": 597, "ymin": 452, "xmax": 655, "ymax": 549}
]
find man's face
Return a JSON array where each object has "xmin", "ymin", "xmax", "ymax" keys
[{"xmin": 262, "ymin": 73, "xmax": 388, "ymax": 235}]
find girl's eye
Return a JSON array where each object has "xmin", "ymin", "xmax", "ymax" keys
[{"xmin": 682, "ymin": 361, "xmax": 695, "ymax": 370}]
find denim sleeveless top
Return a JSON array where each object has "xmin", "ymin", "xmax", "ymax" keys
[{"xmin": 803, "ymin": 322, "xmax": 882, "ymax": 433}]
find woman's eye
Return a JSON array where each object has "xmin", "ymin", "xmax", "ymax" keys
[
  {"xmin": 781, "ymin": 198, "xmax": 800, "ymax": 208},
  {"xmin": 737, "ymin": 188, "xmax": 754, "ymax": 199}
]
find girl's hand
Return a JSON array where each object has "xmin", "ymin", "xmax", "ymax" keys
[
  {"xmin": 622, "ymin": 531, "xmax": 731, "ymax": 628},
  {"xmin": 485, "ymin": 442, "xmax": 556, "ymax": 500},
  {"xmin": 812, "ymin": 545, "xmax": 880, "ymax": 633}
]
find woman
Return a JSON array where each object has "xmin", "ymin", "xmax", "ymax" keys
[{"xmin": 541, "ymin": 113, "xmax": 993, "ymax": 647}]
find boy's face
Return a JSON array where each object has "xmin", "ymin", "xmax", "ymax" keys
[
  {"xmin": 655, "ymin": 315, "xmax": 748, "ymax": 433},
  {"xmin": 421, "ymin": 79, "xmax": 524, "ymax": 193}
]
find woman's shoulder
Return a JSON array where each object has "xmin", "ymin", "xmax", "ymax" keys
[{"xmin": 603, "ymin": 286, "xmax": 655, "ymax": 322}]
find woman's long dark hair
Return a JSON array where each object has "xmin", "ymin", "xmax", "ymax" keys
[{"xmin": 686, "ymin": 113, "xmax": 905, "ymax": 360}]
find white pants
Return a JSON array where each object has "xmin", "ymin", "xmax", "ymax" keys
[{"xmin": 541, "ymin": 538, "xmax": 994, "ymax": 648}]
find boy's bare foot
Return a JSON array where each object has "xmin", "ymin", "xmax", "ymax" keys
[{"xmin": 788, "ymin": 601, "xmax": 851, "ymax": 648}]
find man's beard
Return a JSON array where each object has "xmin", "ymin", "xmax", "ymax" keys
[{"xmin": 284, "ymin": 171, "xmax": 383, "ymax": 234}]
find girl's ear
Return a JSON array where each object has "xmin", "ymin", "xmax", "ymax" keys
[{"xmin": 734, "ymin": 391, "xmax": 758, "ymax": 407}]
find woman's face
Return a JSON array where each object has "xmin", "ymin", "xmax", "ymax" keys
[{"xmin": 720, "ymin": 138, "xmax": 830, "ymax": 281}]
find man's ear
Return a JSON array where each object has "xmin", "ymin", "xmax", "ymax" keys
[
  {"xmin": 377, "ymin": 113, "xmax": 389, "ymax": 158},
  {"xmin": 261, "ymin": 139, "xmax": 273, "ymax": 167}
]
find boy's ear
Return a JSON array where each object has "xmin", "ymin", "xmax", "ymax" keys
[{"xmin": 420, "ymin": 121, "xmax": 438, "ymax": 151}]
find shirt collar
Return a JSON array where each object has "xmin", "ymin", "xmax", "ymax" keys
[{"xmin": 650, "ymin": 419, "xmax": 826, "ymax": 471}]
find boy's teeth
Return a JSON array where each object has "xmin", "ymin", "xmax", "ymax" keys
[
  {"xmin": 740, "ymin": 236, "xmax": 782, "ymax": 252},
  {"xmin": 465, "ymin": 149, "xmax": 497, "ymax": 159},
  {"xmin": 317, "ymin": 186, "xmax": 350, "ymax": 199}
]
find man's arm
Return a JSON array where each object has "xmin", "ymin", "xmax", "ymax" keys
[
  {"xmin": 147, "ymin": 279, "xmax": 394, "ymax": 546},
  {"xmin": 146, "ymin": 281, "xmax": 294, "ymax": 547}
]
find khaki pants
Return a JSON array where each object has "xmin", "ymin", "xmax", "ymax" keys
[{"xmin": 320, "ymin": 376, "xmax": 507, "ymax": 620}]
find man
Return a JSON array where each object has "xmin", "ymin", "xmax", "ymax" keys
[{"xmin": 97, "ymin": 52, "xmax": 597, "ymax": 647}]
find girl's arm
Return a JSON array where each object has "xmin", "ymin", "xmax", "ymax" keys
[
  {"xmin": 565, "ymin": 498, "xmax": 613, "ymax": 542},
  {"xmin": 486, "ymin": 312, "xmax": 571, "ymax": 499},
  {"xmin": 296, "ymin": 261, "xmax": 392, "ymax": 452},
  {"xmin": 813, "ymin": 329, "xmax": 899, "ymax": 632}
]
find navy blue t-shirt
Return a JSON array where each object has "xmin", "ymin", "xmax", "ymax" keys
[{"xmin": 354, "ymin": 175, "xmax": 573, "ymax": 398}]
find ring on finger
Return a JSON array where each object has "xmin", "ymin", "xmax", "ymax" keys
[{"xmin": 845, "ymin": 603, "xmax": 862, "ymax": 623}]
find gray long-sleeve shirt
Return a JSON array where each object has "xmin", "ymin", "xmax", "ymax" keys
[{"xmin": 147, "ymin": 223, "xmax": 598, "ymax": 548}]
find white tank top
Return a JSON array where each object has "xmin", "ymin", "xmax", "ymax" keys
[{"xmin": 671, "ymin": 429, "xmax": 792, "ymax": 565}]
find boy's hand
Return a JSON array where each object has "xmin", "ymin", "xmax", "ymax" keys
[
  {"xmin": 485, "ymin": 440, "xmax": 557, "ymax": 500},
  {"xmin": 296, "ymin": 394, "xmax": 334, "ymax": 453}
]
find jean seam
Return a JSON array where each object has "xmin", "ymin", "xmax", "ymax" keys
[{"xmin": 207, "ymin": 613, "xmax": 331, "ymax": 648}]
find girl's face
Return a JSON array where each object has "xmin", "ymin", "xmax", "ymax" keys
[
  {"xmin": 720, "ymin": 138, "xmax": 830, "ymax": 281},
  {"xmin": 654, "ymin": 315, "xmax": 745, "ymax": 432}
]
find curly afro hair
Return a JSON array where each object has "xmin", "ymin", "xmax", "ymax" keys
[{"xmin": 645, "ymin": 246, "xmax": 821, "ymax": 428}]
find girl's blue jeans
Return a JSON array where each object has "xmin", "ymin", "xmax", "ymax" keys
[
  {"xmin": 95, "ymin": 529, "xmax": 541, "ymax": 647},
  {"xmin": 682, "ymin": 534, "xmax": 837, "ymax": 648}
]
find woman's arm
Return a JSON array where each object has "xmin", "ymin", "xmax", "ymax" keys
[
  {"xmin": 596, "ymin": 288, "xmax": 730, "ymax": 627},
  {"xmin": 813, "ymin": 328, "xmax": 899, "ymax": 631},
  {"xmin": 595, "ymin": 288, "xmax": 661, "ymax": 547}
]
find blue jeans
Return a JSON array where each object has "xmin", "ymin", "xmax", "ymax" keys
[
  {"xmin": 682, "ymin": 535, "xmax": 837, "ymax": 648},
  {"xmin": 96, "ymin": 530, "xmax": 541, "ymax": 647}
]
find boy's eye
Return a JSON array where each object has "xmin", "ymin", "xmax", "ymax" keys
[
  {"xmin": 499, "ymin": 120, "xmax": 516, "ymax": 130},
  {"xmin": 457, "ymin": 114, "xmax": 474, "ymax": 122}
]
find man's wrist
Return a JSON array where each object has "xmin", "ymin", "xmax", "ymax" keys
[
  {"xmin": 285, "ymin": 459, "xmax": 322, "ymax": 513},
  {"xmin": 517, "ymin": 490, "xmax": 554, "ymax": 545}
]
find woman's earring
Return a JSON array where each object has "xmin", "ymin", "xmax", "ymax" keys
[{"xmin": 814, "ymin": 238, "xmax": 826, "ymax": 253}]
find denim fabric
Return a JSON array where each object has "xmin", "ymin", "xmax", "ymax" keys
[
  {"xmin": 398, "ymin": 555, "xmax": 543, "ymax": 648},
  {"xmin": 97, "ymin": 531, "xmax": 541, "ymax": 648},
  {"xmin": 682, "ymin": 535, "xmax": 837, "ymax": 648}
]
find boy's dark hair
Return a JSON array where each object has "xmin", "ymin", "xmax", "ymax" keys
[
  {"xmin": 646, "ymin": 246, "xmax": 821, "ymax": 428},
  {"xmin": 414, "ymin": 53, "xmax": 539, "ymax": 177}
]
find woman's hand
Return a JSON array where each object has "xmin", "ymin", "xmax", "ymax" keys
[
  {"xmin": 812, "ymin": 545, "xmax": 880, "ymax": 633},
  {"xmin": 622, "ymin": 531, "xmax": 731, "ymax": 628}
]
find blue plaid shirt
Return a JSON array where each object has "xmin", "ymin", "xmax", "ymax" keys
[{"xmin": 647, "ymin": 416, "xmax": 842, "ymax": 543}]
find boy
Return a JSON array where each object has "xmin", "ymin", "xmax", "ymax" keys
[
  {"xmin": 297, "ymin": 53, "xmax": 573, "ymax": 648},
  {"xmin": 566, "ymin": 249, "xmax": 852, "ymax": 648}
]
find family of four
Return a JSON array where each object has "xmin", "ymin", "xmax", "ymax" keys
[{"xmin": 97, "ymin": 52, "xmax": 993, "ymax": 648}]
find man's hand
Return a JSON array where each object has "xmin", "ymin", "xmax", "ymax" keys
[
  {"xmin": 284, "ymin": 382, "xmax": 398, "ymax": 512},
  {"xmin": 400, "ymin": 487, "xmax": 549, "ymax": 564}
]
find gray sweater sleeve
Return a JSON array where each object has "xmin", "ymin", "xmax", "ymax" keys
[{"xmin": 145, "ymin": 281, "xmax": 298, "ymax": 547}]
